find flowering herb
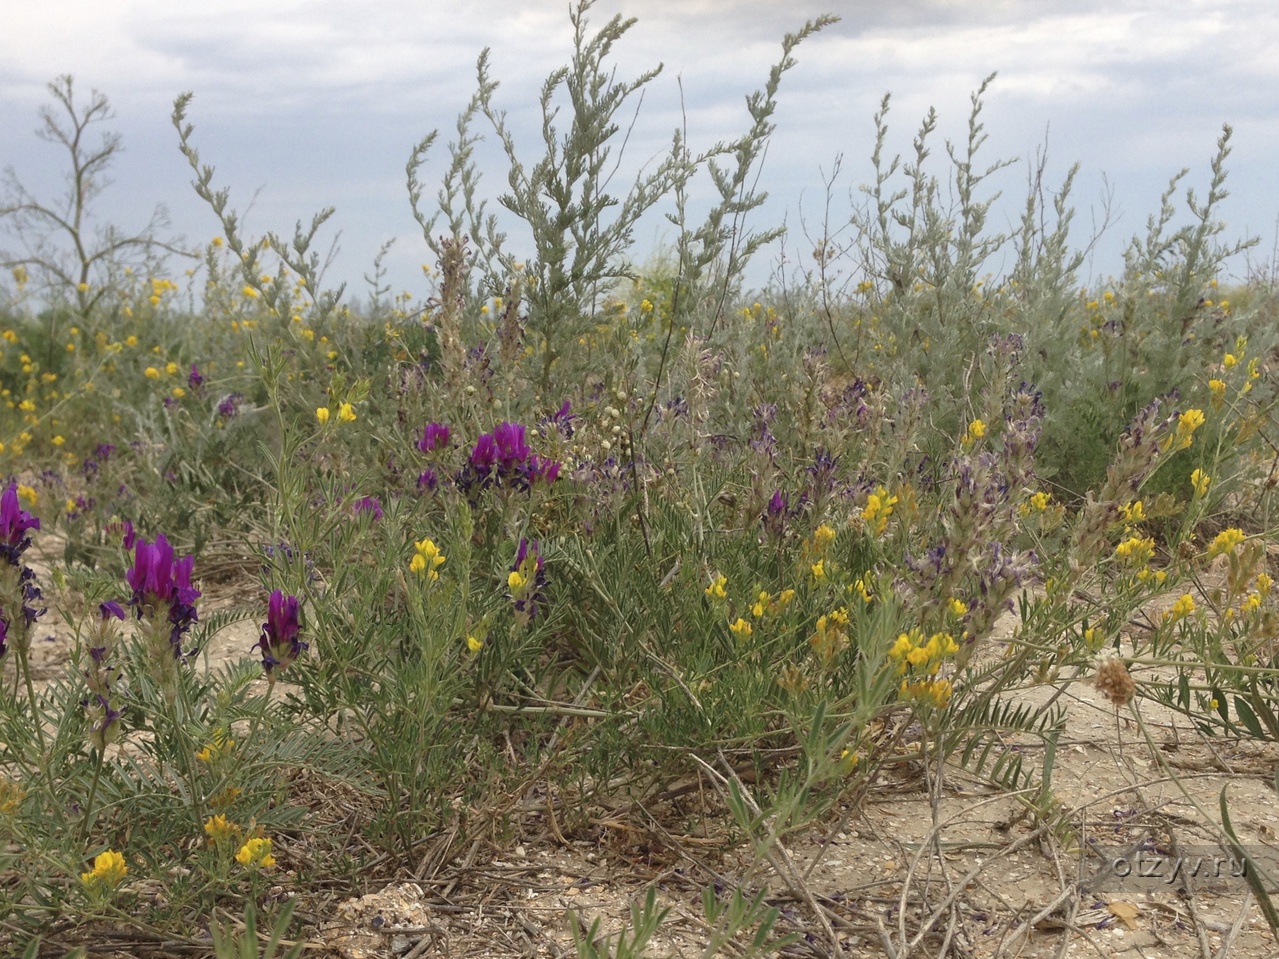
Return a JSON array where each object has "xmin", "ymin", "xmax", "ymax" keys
[
  {"xmin": 125, "ymin": 534, "xmax": 200, "ymax": 660},
  {"xmin": 417, "ymin": 422, "xmax": 451, "ymax": 453},
  {"xmin": 507, "ymin": 539, "xmax": 547, "ymax": 625},
  {"xmin": 255, "ymin": 590, "xmax": 306, "ymax": 677}
]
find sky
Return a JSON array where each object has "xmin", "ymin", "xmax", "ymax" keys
[{"xmin": 2, "ymin": 0, "xmax": 1278, "ymax": 306}]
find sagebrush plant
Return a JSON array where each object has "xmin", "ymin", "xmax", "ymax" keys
[{"xmin": 1, "ymin": 0, "xmax": 1278, "ymax": 952}]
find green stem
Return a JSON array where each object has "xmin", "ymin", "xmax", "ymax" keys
[
  {"xmin": 76, "ymin": 748, "xmax": 107, "ymax": 846},
  {"xmin": 18, "ymin": 640, "xmax": 49, "ymax": 759}
]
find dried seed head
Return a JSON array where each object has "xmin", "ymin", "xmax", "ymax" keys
[{"xmin": 1094, "ymin": 651, "xmax": 1136, "ymax": 707}]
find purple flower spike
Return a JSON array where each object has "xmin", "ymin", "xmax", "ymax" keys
[
  {"xmin": 257, "ymin": 589, "xmax": 306, "ymax": 675},
  {"xmin": 470, "ymin": 433, "xmax": 497, "ymax": 476},
  {"xmin": 493, "ymin": 422, "xmax": 531, "ymax": 472},
  {"xmin": 354, "ymin": 496, "xmax": 383, "ymax": 520},
  {"xmin": 0, "ymin": 483, "xmax": 40, "ymax": 560},
  {"xmin": 418, "ymin": 422, "xmax": 451, "ymax": 454},
  {"xmin": 126, "ymin": 534, "xmax": 200, "ymax": 657},
  {"xmin": 188, "ymin": 363, "xmax": 204, "ymax": 392}
]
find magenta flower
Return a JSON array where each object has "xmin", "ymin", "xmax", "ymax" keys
[
  {"xmin": 126, "ymin": 534, "xmax": 200, "ymax": 657},
  {"xmin": 354, "ymin": 496, "xmax": 383, "ymax": 520},
  {"xmin": 417, "ymin": 422, "xmax": 451, "ymax": 454},
  {"xmin": 256, "ymin": 589, "xmax": 306, "ymax": 676},
  {"xmin": 492, "ymin": 422, "xmax": 531, "ymax": 472},
  {"xmin": 188, "ymin": 363, "xmax": 205, "ymax": 392},
  {"xmin": 0, "ymin": 483, "xmax": 40, "ymax": 560}
]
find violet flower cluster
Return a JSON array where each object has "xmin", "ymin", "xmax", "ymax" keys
[
  {"xmin": 457, "ymin": 422, "xmax": 560, "ymax": 497},
  {"xmin": 0, "ymin": 483, "xmax": 45, "ymax": 658},
  {"xmin": 126, "ymin": 534, "xmax": 201, "ymax": 661},
  {"xmin": 83, "ymin": 601, "xmax": 127, "ymax": 751},
  {"xmin": 255, "ymin": 589, "xmax": 306, "ymax": 678}
]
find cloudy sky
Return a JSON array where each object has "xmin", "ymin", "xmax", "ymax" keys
[{"xmin": 2, "ymin": 0, "xmax": 1277, "ymax": 303}]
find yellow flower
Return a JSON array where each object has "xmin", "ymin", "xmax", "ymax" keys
[
  {"xmin": 1121, "ymin": 500, "xmax": 1146, "ymax": 523},
  {"xmin": 948, "ymin": 597, "xmax": 968, "ymax": 617},
  {"xmin": 961, "ymin": 418, "xmax": 987, "ymax": 447},
  {"xmin": 1166, "ymin": 593, "xmax": 1196, "ymax": 622},
  {"xmin": 1190, "ymin": 469, "xmax": 1211, "ymax": 497},
  {"xmin": 410, "ymin": 537, "xmax": 446, "ymax": 581},
  {"xmin": 235, "ymin": 837, "xmax": 276, "ymax": 869},
  {"xmin": 195, "ymin": 728, "xmax": 235, "ymax": 763},
  {"xmin": 729, "ymin": 617, "xmax": 753, "ymax": 638},
  {"xmin": 1207, "ymin": 527, "xmax": 1246, "ymax": 559},
  {"xmin": 204, "ymin": 814, "xmax": 242, "ymax": 844},
  {"xmin": 242, "ymin": 285, "xmax": 260, "ymax": 299},
  {"xmin": 16, "ymin": 485, "xmax": 36, "ymax": 507},
  {"xmin": 171, "ymin": 387, "xmax": 185, "ymax": 399},
  {"xmin": 1257, "ymin": 572, "xmax": 1273, "ymax": 595},
  {"xmin": 810, "ymin": 560, "xmax": 825, "ymax": 581},
  {"xmin": 812, "ymin": 523, "xmax": 836, "ymax": 551},
  {"xmin": 465, "ymin": 635, "xmax": 483, "ymax": 654},
  {"xmin": 52, "ymin": 435, "xmax": 65, "ymax": 447},
  {"xmin": 125, "ymin": 335, "xmax": 138, "ymax": 347},
  {"xmin": 315, "ymin": 406, "xmax": 330, "ymax": 425},
  {"xmin": 17, "ymin": 399, "xmax": 34, "ymax": 412},
  {"xmin": 144, "ymin": 366, "xmax": 160, "ymax": 379},
  {"xmin": 337, "ymin": 402, "xmax": 357, "ymax": 422},
  {"xmin": 1224, "ymin": 353, "xmax": 1238, "ymax": 369},
  {"xmin": 80, "ymin": 850, "xmax": 128, "ymax": 891},
  {"xmin": 1115, "ymin": 535, "xmax": 1155, "ymax": 566},
  {"xmin": 704, "ymin": 575, "xmax": 727, "ymax": 600},
  {"xmin": 0, "ymin": 777, "xmax": 26, "ymax": 815},
  {"xmin": 861, "ymin": 487, "xmax": 897, "ymax": 536}
]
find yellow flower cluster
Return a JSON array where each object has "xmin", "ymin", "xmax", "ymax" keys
[
  {"xmin": 1191, "ymin": 469, "xmax": 1211, "ymax": 497},
  {"xmin": 1163, "ymin": 408, "xmax": 1206, "ymax": 452},
  {"xmin": 81, "ymin": 850, "xmax": 128, "ymax": 892},
  {"xmin": 316, "ymin": 402, "xmax": 357, "ymax": 426},
  {"xmin": 889, "ymin": 629, "xmax": 959, "ymax": 675},
  {"xmin": 195, "ymin": 727, "xmax": 235, "ymax": 764},
  {"xmin": 410, "ymin": 538, "xmax": 446, "ymax": 581},
  {"xmin": 235, "ymin": 837, "xmax": 276, "ymax": 869},
  {"xmin": 861, "ymin": 487, "xmax": 897, "ymax": 537},
  {"xmin": 751, "ymin": 589, "xmax": 796, "ymax": 618},
  {"xmin": 704, "ymin": 575, "xmax": 728, "ymax": 600},
  {"xmin": 1166, "ymin": 593, "xmax": 1196, "ymax": 623},
  {"xmin": 729, "ymin": 617, "xmax": 753, "ymax": 638},
  {"xmin": 1114, "ymin": 535, "xmax": 1155, "ymax": 566},
  {"xmin": 809, "ymin": 607, "xmax": 850, "ymax": 665},
  {"xmin": 1207, "ymin": 528, "xmax": 1246, "ymax": 560},
  {"xmin": 204, "ymin": 814, "xmax": 242, "ymax": 845},
  {"xmin": 961, "ymin": 418, "xmax": 986, "ymax": 447}
]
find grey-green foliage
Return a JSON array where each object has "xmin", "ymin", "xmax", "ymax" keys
[
  {"xmin": 171, "ymin": 93, "xmax": 345, "ymax": 322},
  {"xmin": 474, "ymin": 0, "xmax": 676, "ymax": 388}
]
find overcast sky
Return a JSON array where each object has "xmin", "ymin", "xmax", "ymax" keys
[{"xmin": 2, "ymin": 0, "xmax": 1277, "ymax": 304}]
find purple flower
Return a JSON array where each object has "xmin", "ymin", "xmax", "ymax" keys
[
  {"xmin": 508, "ymin": 539, "xmax": 548, "ymax": 625},
  {"xmin": 0, "ymin": 616, "xmax": 7, "ymax": 658},
  {"xmin": 100, "ymin": 600, "xmax": 126, "ymax": 621},
  {"xmin": 417, "ymin": 422, "xmax": 451, "ymax": 454},
  {"xmin": 216, "ymin": 393, "xmax": 242, "ymax": 419},
  {"xmin": 0, "ymin": 483, "xmax": 40, "ymax": 560},
  {"xmin": 493, "ymin": 422, "xmax": 531, "ymax": 472},
  {"xmin": 469, "ymin": 433, "xmax": 497, "ymax": 476},
  {"xmin": 354, "ymin": 496, "xmax": 383, "ymax": 520},
  {"xmin": 256, "ymin": 589, "xmax": 306, "ymax": 675},
  {"xmin": 126, "ymin": 534, "xmax": 200, "ymax": 657},
  {"xmin": 417, "ymin": 469, "xmax": 439, "ymax": 492},
  {"xmin": 188, "ymin": 363, "xmax": 204, "ymax": 392}
]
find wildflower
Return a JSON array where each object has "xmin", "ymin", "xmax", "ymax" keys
[
  {"xmin": 465, "ymin": 635, "xmax": 483, "ymax": 654},
  {"xmin": 1191, "ymin": 469, "xmax": 1211, "ymax": 497},
  {"xmin": 0, "ymin": 483, "xmax": 40, "ymax": 560},
  {"xmin": 81, "ymin": 850, "xmax": 128, "ymax": 892},
  {"xmin": 729, "ymin": 617, "xmax": 753, "ymax": 638},
  {"xmin": 235, "ymin": 837, "xmax": 276, "ymax": 869},
  {"xmin": 1164, "ymin": 408, "xmax": 1206, "ymax": 451},
  {"xmin": 144, "ymin": 366, "xmax": 160, "ymax": 379},
  {"xmin": 1121, "ymin": 500, "xmax": 1146, "ymax": 523},
  {"xmin": 204, "ymin": 814, "xmax": 241, "ymax": 845},
  {"xmin": 410, "ymin": 538, "xmax": 446, "ymax": 581},
  {"xmin": 1207, "ymin": 527, "xmax": 1246, "ymax": 559},
  {"xmin": 704, "ymin": 575, "xmax": 727, "ymax": 600},
  {"xmin": 508, "ymin": 539, "xmax": 547, "ymax": 625},
  {"xmin": 0, "ymin": 777, "xmax": 25, "ymax": 815},
  {"xmin": 188, "ymin": 364, "xmax": 204, "ymax": 392},
  {"xmin": 353, "ymin": 496, "xmax": 383, "ymax": 520},
  {"xmin": 812, "ymin": 524, "xmax": 836, "ymax": 551},
  {"xmin": 216, "ymin": 393, "xmax": 242, "ymax": 419},
  {"xmin": 256, "ymin": 590, "xmax": 306, "ymax": 676},
  {"xmin": 195, "ymin": 727, "xmax": 235, "ymax": 763},
  {"xmin": 337, "ymin": 402, "xmax": 357, "ymax": 422},
  {"xmin": 125, "ymin": 534, "xmax": 200, "ymax": 676},
  {"xmin": 315, "ymin": 406, "xmax": 330, "ymax": 425},
  {"xmin": 1166, "ymin": 594, "xmax": 1196, "ymax": 622},
  {"xmin": 861, "ymin": 487, "xmax": 897, "ymax": 537},
  {"xmin": 961, "ymin": 419, "xmax": 986, "ymax": 447},
  {"xmin": 1115, "ymin": 535, "xmax": 1156, "ymax": 566},
  {"xmin": 418, "ymin": 422, "xmax": 451, "ymax": 453},
  {"xmin": 948, "ymin": 597, "xmax": 968, "ymax": 617},
  {"xmin": 810, "ymin": 560, "xmax": 826, "ymax": 581},
  {"xmin": 1028, "ymin": 491, "xmax": 1051, "ymax": 511}
]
